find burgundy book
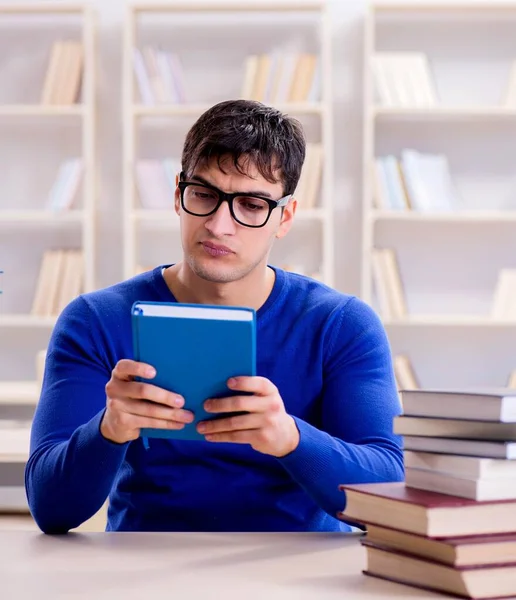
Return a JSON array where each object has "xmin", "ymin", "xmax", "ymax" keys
[{"xmin": 338, "ymin": 482, "xmax": 516, "ymax": 538}]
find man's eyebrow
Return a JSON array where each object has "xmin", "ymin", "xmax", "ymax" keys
[{"xmin": 189, "ymin": 174, "xmax": 274, "ymax": 199}]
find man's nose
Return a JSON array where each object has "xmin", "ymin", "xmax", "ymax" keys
[{"xmin": 204, "ymin": 200, "xmax": 236, "ymax": 236}]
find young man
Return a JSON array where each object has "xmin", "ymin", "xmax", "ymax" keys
[{"xmin": 26, "ymin": 100, "xmax": 403, "ymax": 534}]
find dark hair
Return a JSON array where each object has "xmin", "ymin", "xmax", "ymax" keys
[{"xmin": 181, "ymin": 99, "xmax": 306, "ymax": 195}]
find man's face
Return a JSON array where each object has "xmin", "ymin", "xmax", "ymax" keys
[{"xmin": 175, "ymin": 155, "xmax": 295, "ymax": 284}]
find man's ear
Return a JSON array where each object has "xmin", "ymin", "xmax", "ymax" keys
[
  {"xmin": 276, "ymin": 198, "xmax": 297, "ymax": 239},
  {"xmin": 174, "ymin": 180, "xmax": 181, "ymax": 215}
]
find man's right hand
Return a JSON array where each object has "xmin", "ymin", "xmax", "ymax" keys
[{"xmin": 100, "ymin": 359, "xmax": 194, "ymax": 444}]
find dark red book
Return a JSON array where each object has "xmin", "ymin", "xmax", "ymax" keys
[{"xmin": 338, "ymin": 482, "xmax": 516, "ymax": 538}]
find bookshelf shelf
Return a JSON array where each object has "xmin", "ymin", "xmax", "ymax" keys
[
  {"xmin": 0, "ymin": 381, "xmax": 39, "ymax": 405},
  {"xmin": 0, "ymin": 315, "xmax": 57, "ymax": 328},
  {"xmin": 0, "ymin": 105, "xmax": 84, "ymax": 118},
  {"xmin": 374, "ymin": 106, "xmax": 516, "ymax": 121},
  {"xmin": 363, "ymin": 2, "xmax": 516, "ymax": 390},
  {"xmin": 133, "ymin": 103, "xmax": 325, "ymax": 119},
  {"xmin": 130, "ymin": 2, "xmax": 324, "ymax": 14},
  {"xmin": 0, "ymin": 3, "xmax": 86, "ymax": 14},
  {"xmin": 371, "ymin": 210, "xmax": 516, "ymax": 224},
  {"xmin": 124, "ymin": 2, "xmax": 334, "ymax": 284},
  {"xmin": 383, "ymin": 315, "xmax": 516, "ymax": 328},
  {"xmin": 0, "ymin": 210, "xmax": 85, "ymax": 224}
]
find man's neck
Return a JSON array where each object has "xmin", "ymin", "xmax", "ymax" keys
[{"xmin": 164, "ymin": 262, "xmax": 275, "ymax": 311}]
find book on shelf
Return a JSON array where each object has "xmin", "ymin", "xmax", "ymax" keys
[
  {"xmin": 240, "ymin": 52, "xmax": 320, "ymax": 104},
  {"xmin": 135, "ymin": 158, "xmax": 181, "ymax": 210},
  {"xmin": 509, "ymin": 369, "xmax": 516, "ymax": 388},
  {"xmin": 45, "ymin": 158, "xmax": 83, "ymax": 212},
  {"xmin": 40, "ymin": 39, "xmax": 83, "ymax": 106},
  {"xmin": 133, "ymin": 46, "xmax": 186, "ymax": 106},
  {"xmin": 372, "ymin": 150, "xmax": 460, "ymax": 213},
  {"xmin": 502, "ymin": 59, "xmax": 516, "ymax": 107},
  {"xmin": 491, "ymin": 268, "xmax": 516, "ymax": 320},
  {"xmin": 371, "ymin": 51, "xmax": 438, "ymax": 109},
  {"xmin": 294, "ymin": 142, "xmax": 323, "ymax": 210},
  {"xmin": 371, "ymin": 247, "xmax": 407, "ymax": 320},
  {"xmin": 31, "ymin": 248, "xmax": 84, "ymax": 317},
  {"xmin": 393, "ymin": 354, "xmax": 418, "ymax": 391}
]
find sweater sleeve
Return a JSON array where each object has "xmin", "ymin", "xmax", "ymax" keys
[
  {"xmin": 25, "ymin": 296, "xmax": 129, "ymax": 534},
  {"xmin": 277, "ymin": 296, "xmax": 404, "ymax": 519}
]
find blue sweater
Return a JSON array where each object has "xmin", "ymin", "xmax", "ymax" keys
[{"xmin": 25, "ymin": 265, "xmax": 404, "ymax": 533}]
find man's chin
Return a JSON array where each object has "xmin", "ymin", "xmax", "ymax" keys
[{"xmin": 189, "ymin": 258, "xmax": 241, "ymax": 284}]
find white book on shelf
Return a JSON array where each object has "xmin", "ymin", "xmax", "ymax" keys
[
  {"xmin": 46, "ymin": 158, "xmax": 83, "ymax": 212},
  {"xmin": 393, "ymin": 354, "xmax": 419, "ymax": 390},
  {"xmin": 167, "ymin": 53, "xmax": 186, "ymax": 103},
  {"xmin": 371, "ymin": 249, "xmax": 393, "ymax": 319},
  {"xmin": 372, "ymin": 52, "xmax": 437, "ymax": 108},
  {"xmin": 241, "ymin": 54, "xmax": 259, "ymax": 100},
  {"xmin": 263, "ymin": 51, "xmax": 282, "ymax": 104},
  {"xmin": 502, "ymin": 59, "xmax": 516, "ymax": 107},
  {"xmin": 133, "ymin": 47, "xmax": 154, "ymax": 105},
  {"xmin": 401, "ymin": 149, "xmax": 457, "ymax": 212},
  {"xmin": 142, "ymin": 46, "xmax": 168, "ymax": 104},
  {"xmin": 156, "ymin": 49, "xmax": 179, "ymax": 104},
  {"xmin": 491, "ymin": 268, "xmax": 516, "ymax": 319},
  {"xmin": 382, "ymin": 155, "xmax": 408, "ymax": 210},
  {"xmin": 306, "ymin": 56, "xmax": 321, "ymax": 103},
  {"xmin": 272, "ymin": 52, "xmax": 298, "ymax": 104}
]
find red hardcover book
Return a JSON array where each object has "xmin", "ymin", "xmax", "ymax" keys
[{"xmin": 338, "ymin": 482, "xmax": 516, "ymax": 538}]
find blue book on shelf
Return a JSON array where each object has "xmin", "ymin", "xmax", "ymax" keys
[{"xmin": 131, "ymin": 300, "xmax": 256, "ymax": 443}]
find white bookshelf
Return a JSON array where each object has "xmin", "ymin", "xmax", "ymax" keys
[
  {"xmin": 122, "ymin": 0, "xmax": 334, "ymax": 285},
  {"xmin": 0, "ymin": 3, "xmax": 97, "ymax": 339},
  {"xmin": 362, "ymin": 2, "xmax": 516, "ymax": 389},
  {"xmin": 0, "ymin": 3, "xmax": 97, "ymax": 513}
]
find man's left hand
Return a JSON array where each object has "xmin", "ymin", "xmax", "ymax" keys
[{"xmin": 197, "ymin": 376, "xmax": 300, "ymax": 457}]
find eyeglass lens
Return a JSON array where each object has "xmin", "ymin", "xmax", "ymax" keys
[{"xmin": 183, "ymin": 184, "xmax": 271, "ymax": 227}]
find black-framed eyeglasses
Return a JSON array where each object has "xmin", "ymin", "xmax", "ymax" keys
[{"xmin": 178, "ymin": 173, "xmax": 292, "ymax": 228}]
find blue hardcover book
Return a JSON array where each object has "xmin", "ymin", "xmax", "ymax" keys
[{"xmin": 131, "ymin": 301, "xmax": 256, "ymax": 442}]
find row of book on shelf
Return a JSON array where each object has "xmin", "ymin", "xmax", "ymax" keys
[
  {"xmin": 339, "ymin": 383, "xmax": 516, "ymax": 599},
  {"xmin": 372, "ymin": 149, "xmax": 459, "ymax": 213},
  {"xmin": 372, "ymin": 246, "xmax": 516, "ymax": 321},
  {"xmin": 135, "ymin": 144, "xmax": 323, "ymax": 212},
  {"xmin": 371, "ymin": 51, "xmax": 516, "ymax": 108},
  {"xmin": 133, "ymin": 46, "xmax": 320, "ymax": 105}
]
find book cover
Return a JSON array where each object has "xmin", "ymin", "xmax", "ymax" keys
[{"xmin": 131, "ymin": 301, "xmax": 256, "ymax": 442}]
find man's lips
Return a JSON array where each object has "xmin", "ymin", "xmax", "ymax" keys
[{"xmin": 201, "ymin": 241, "xmax": 233, "ymax": 256}]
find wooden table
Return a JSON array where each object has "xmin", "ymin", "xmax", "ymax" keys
[{"xmin": 0, "ymin": 531, "xmax": 444, "ymax": 599}]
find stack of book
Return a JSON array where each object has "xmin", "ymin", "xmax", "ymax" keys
[{"xmin": 338, "ymin": 387, "xmax": 516, "ymax": 599}]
